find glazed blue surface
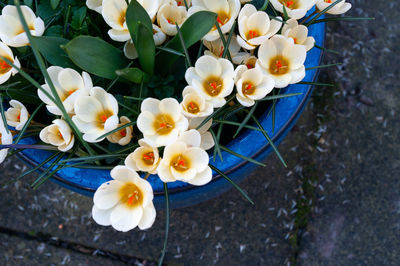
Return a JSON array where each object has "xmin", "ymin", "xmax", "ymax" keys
[{"xmin": 18, "ymin": 13, "xmax": 325, "ymax": 209}]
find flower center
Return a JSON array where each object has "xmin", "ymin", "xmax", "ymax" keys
[
  {"xmin": 269, "ymin": 56, "xmax": 290, "ymax": 75},
  {"xmin": 242, "ymin": 82, "xmax": 256, "ymax": 95},
  {"xmin": 171, "ymin": 154, "xmax": 190, "ymax": 172},
  {"xmin": 96, "ymin": 109, "xmax": 113, "ymax": 128},
  {"xmin": 216, "ymin": 11, "xmax": 230, "ymax": 26},
  {"xmin": 246, "ymin": 30, "xmax": 260, "ymax": 40},
  {"xmin": 120, "ymin": 129, "xmax": 127, "ymax": 137},
  {"xmin": 119, "ymin": 183, "xmax": 143, "ymax": 208},
  {"xmin": 0, "ymin": 58, "xmax": 12, "ymax": 75},
  {"xmin": 57, "ymin": 130, "xmax": 63, "ymax": 138},
  {"xmin": 142, "ymin": 151, "xmax": 155, "ymax": 165},
  {"xmin": 177, "ymin": 0, "xmax": 184, "ymax": 6},
  {"xmin": 119, "ymin": 10, "xmax": 126, "ymax": 27},
  {"xmin": 167, "ymin": 18, "xmax": 174, "ymax": 24},
  {"xmin": 293, "ymin": 37, "xmax": 297, "ymax": 43},
  {"xmin": 153, "ymin": 114, "xmax": 175, "ymax": 135},
  {"xmin": 203, "ymin": 76, "xmax": 223, "ymax": 96},
  {"xmin": 325, "ymin": 0, "xmax": 332, "ymax": 2},
  {"xmin": 186, "ymin": 101, "xmax": 200, "ymax": 114},
  {"xmin": 279, "ymin": 0, "xmax": 299, "ymax": 8}
]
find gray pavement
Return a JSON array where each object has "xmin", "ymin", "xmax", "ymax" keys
[{"xmin": 1, "ymin": 0, "xmax": 398, "ymax": 265}]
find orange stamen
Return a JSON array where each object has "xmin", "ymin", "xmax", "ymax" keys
[
  {"xmin": 210, "ymin": 82, "xmax": 217, "ymax": 89},
  {"xmin": 219, "ymin": 46, "xmax": 224, "ymax": 57},
  {"xmin": 143, "ymin": 152, "xmax": 154, "ymax": 161},
  {"xmin": 58, "ymin": 131, "xmax": 63, "ymax": 138},
  {"xmin": 293, "ymin": 38, "xmax": 297, "ymax": 43},
  {"xmin": 245, "ymin": 83, "xmax": 252, "ymax": 92},
  {"xmin": 178, "ymin": 159, "xmax": 185, "ymax": 166},
  {"xmin": 275, "ymin": 60, "xmax": 283, "ymax": 70},
  {"xmin": 100, "ymin": 114, "xmax": 107, "ymax": 122},
  {"xmin": 127, "ymin": 191, "xmax": 139, "ymax": 205},
  {"xmin": 246, "ymin": 64, "xmax": 254, "ymax": 69},
  {"xmin": 217, "ymin": 17, "xmax": 223, "ymax": 25},
  {"xmin": 189, "ymin": 102, "xmax": 195, "ymax": 109},
  {"xmin": 17, "ymin": 114, "xmax": 20, "ymax": 121},
  {"xmin": 0, "ymin": 60, "xmax": 10, "ymax": 70},
  {"xmin": 286, "ymin": 1, "xmax": 293, "ymax": 7},
  {"xmin": 167, "ymin": 19, "xmax": 173, "ymax": 24},
  {"xmin": 160, "ymin": 122, "xmax": 167, "ymax": 128},
  {"xmin": 248, "ymin": 30, "xmax": 258, "ymax": 39},
  {"xmin": 120, "ymin": 130, "xmax": 127, "ymax": 137}
]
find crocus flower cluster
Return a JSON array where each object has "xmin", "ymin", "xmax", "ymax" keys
[{"xmin": 0, "ymin": 0, "xmax": 353, "ymax": 234}]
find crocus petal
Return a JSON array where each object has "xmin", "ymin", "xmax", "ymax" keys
[{"xmin": 110, "ymin": 203, "xmax": 143, "ymax": 232}]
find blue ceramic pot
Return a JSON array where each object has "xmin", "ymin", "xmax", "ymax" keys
[{"xmin": 17, "ymin": 15, "xmax": 325, "ymax": 209}]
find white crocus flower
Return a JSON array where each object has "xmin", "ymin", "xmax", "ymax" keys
[
  {"xmin": 86, "ymin": 0, "xmax": 103, "ymax": 13},
  {"xmin": 181, "ymin": 86, "xmax": 214, "ymax": 118},
  {"xmin": 157, "ymin": 130, "xmax": 212, "ymax": 186},
  {"xmin": 316, "ymin": 0, "xmax": 351, "ymax": 15},
  {"xmin": 123, "ymin": 24, "xmax": 166, "ymax": 59},
  {"xmin": 203, "ymin": 35, "xmax": 250, "ymax": 65},
  {"xmin": 106, "ymin": 116, "xmax": 133, "ymax": 146},
  {"xmin": 102, "ymin": 0, "xmax": 160, "ymax": 42},
  {"xmin": 0, "ymin": 117, "xmax": 13, "ymax": 164},
  {"xmin": 137, "ymin": 98, "xmax": 188, "ymax": 147},
  {"xmin": 5, "ymin": 100, "xmax": 29, "ymax": 130},
  {"xmin": 282, "ymin": 18, "xmax": 315, "ymax": 51},
  {"xmin": 39, "ymin": 119, "xmax": 75, "ymax": 152},
  {"xmin": 72, "ymin": 87, "xmax": 119, "ymax": 143},
  {"xmin": 157, "ymin": 1, "xmax": 187, "ymax": 36},
  {"xmin": 234, "ymin": 65, "xmax": 275, "ymax": 107},
  {"xmin": 92, "ymin": 166, "xmax": 156, "ymax": 232},
  {"xmin": 237, "ymin": 4, "xmax": 282, "ymax": 50},
  {"xmin": 188, "ymin": 117, "xmax": 214, "ymax": 150},
  {"xmin": 0, "ymin": 41, "xmax": 20, "ymax": 85},
  {"xmin": 243, "ymin": 55, "xmax": 257, "ymax": 69},
  {"xmin": 188, "ymin": 0, "xmax": 241, "ymax": 41},
  {"xmin": 38, "ymin": 66, "xmax": 92, "ymax": 116},
  {"xmin": 0, "ymin": 5, "xmax": 44, "ymax": 47},
  {"xmin": 161, "ymin": 0, "xmax": 192, "ymax": 7},
  {"xmin": 185, "ymin": 55, "xmax": 235, "ymax": 108},
  {"xmin": 125, "ymin": 139, "xmax": 160, "ymax": 174},
  {"xmin": 256, "ymin": 35, "xmax": 306, "ymax": 88},
  {"xmin": 270, "ymin": 0, "xmax": 317, "ymax": 20}
]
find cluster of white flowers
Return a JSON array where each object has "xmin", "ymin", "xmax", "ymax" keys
[{"xmin": 0, "ymin": 0, "xmax": 352, "ymax": 232}]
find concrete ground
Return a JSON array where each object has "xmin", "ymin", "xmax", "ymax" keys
[{"xmin": 1, "ymin": 0, "xmax": 398, "ymax": 265}]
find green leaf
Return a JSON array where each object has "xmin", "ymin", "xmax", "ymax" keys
[
  {"xmin": 156, "ymin": 11, "xmax": 217, "ymax": 73},
  {"xmin": 116, "ymin": 67, "xmax": 145, "ymax": 83},
  {"xmin": 209, "ymin": 164, "xmax": 254, "ymax": 205},
  {"xmin": 175, "ymin": 23, "xmax": 192, "ymax": 67},
  {"xmin": 31, "ymin": 36, "xmax": 75, "ymax": 68},
  {"xmin": 135, "ymin": 23, "xmax": 156, "ymax": 74},
  {"xmin": 158, "ymin": 183, "xmax": 170, "ymax": 266},
  {"xmin": 23, "ymin": 0, "xmax": 33, "ymax": 8},
  {"xmin": 50, "ymin": 0, "xmax": 60, "ymax": 10},
  {"xmin": 219, "ymin": 145, "xmax": 266, "ymax": 167},
  {"xmin": 71, "ymin": 6, "xmax": 87, "ymax": 30},
  {"xmin": 126, "ymin": 0, "xmax": 155, "ymax": 74},
  {"xmin": 282, "ymin": 5, "xmax": 289, "ymax": 21},
  {"xmin": 64, "ymin": 36, "xmax": 129, "ymax": 79},
  {"xmin": 45, "ymin": 25, "xmax": 63, "ymax": 37}
]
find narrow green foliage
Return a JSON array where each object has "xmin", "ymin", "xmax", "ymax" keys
[
  {"xmin": 314, "ymin": 44, "xmax": 340, "ymax": 54},
  {"xmin": 209, "ymin": 164, "xmax": 254, "ymax": 205},
  {"xmin": 176, "ymin": 23, "xmax": 192, "ymax": 67},
  {"xmin": 214, "ymin": 119, "xmax": 262, "ymax": 132},
  {"xmin": 233, "ymin": 102, "xmax": 258, "ymax": 139},
  {"xmin": 259, "ymin": 92, "xmax": 302, "ymax": 101},
  {"xmin": 0, "ymin": 96, "xmax": 10, "ymax": 134},
  {"xmin": 196, "ymin": 94, "xmax": 236, "ymax": 130},
  {"xmin": 259, "ymin": 0, "xmax": 269, "ymax": 11},
  {"xmin": 251, "ymin": 114, "xmax": 287, "ymax": 167},
  {"xmin": 306, "ymin": 63, "xmax": 342, "ymax": 70},
  {"xmin": 61, "ymin": 153, "xmax": 128, "ymax": 163},
  {"xmin": 222, "ymin": 21, "xmax": 236, "ymax": 59},
  {"xmin": 305, "ymin": 0, "xmax": 344, "ymax": 27},
  {"xmin": 309, "ymin": 17, "xmax": 374, "ymax": 25},
  {"xmin": 14, "ymin": 103, "xmax": 44, "ymax": 144},
  {"xmin": 219, "ymin": 145, "xmax": 266, "ymax": 167},
  {"xmin": 214, "ymin": 22, "xmax": 233, "ymax": 62},
  {"xmin": 95, "ymin": 121, "xmax": 136, "ymax": 140},
  {"xmin": 282, "ymin": 5, "xmax": 289, "ymax": 21},
  {"xmin": 210, "ymin": 129, "xmax": 223, "ymax": 162},
  {"xmin": 156, "ymin": 46, "xmax": 185, "ymax": 57},
  {"xmin": 299, "ymin": 81, "xmax": 335, "ymax": 87},
  {"xmin": 158, "ymin": 183, "xmax": 170, "ymax": 266},
  {"xmin": 31, "ymin": 152, "xmax": 65, "ymax": 189}
]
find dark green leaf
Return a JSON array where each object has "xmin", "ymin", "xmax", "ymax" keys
[
  {"xmin": 116, "ymin": 67, "xmax": 145, "ymax": 83},
  {"xmin": 50, "ymin": 0, "xmax": 60, "ymax": 10},
  {"xmin": 126, "ymin": 0, "xmax": 153, "ymax": 42},
  {"xmin": 31, "ymin": 36, "xmax": 75, "ymax": 68},
  {"xmin": 135, "ymin": 22, "xmax": 156, "ymax": 74},
  {"xmin": 64, "ymin": 36, "xmax": 129, "ymax": 79},
  {"xmin": 71, "ymin": 6, "xmax": 87, "ymax": 29}
]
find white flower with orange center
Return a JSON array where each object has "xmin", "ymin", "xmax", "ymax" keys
[
  {"xmin": 316, "ymin": 0, "xmax": 351, "ymax": 15},
  {"xmin": 282, "ymin": 18, "xmax": 315, "ymax": 51},
  {"xmin": 188, "ymin": 0, "xmax": 241, "ymax": 41},
  {"xmin": 256, "ymin": 35, "xmax": 306, "ymax": 88},
  {"xmin": 270, "ymin": 0, "xmax": 317, "ymax": 19},
  {"xmin": 157, "ymin": 1, "xmax": 187, "ymax": 36},
  {"xmin": 5, "ymin": 100, "xmax": 29, "ymax": 130},
  {"xmin": 181, "ymin": 86, "xmax": 214, "ymax": 118},
  {"xmin": 92, "ymin": 166, "xmax": 156, "ymax": 232},
  {"xmin": 185, "ymin": 55, "xmax": 235, "ymax": 108},
  {"xmin": 38, "ymin": 66, "xmax": 92, "ymax": 116},
  {"xmin": 106, "ymin": 116, "xmax": 133, "ymax": 146},
  {"xmin": 0, "ymin": 41, "xmax": 20, "ymax": 85},
  {"xmin": 72, "ymin": 87, "xmax": 119, "ymax": 143},
  {"xmin": 39, "ymin": 119, "xmax": 75, "ymax": 152},
  {"xmin": 86, "ymin": 0, "xmax": 103, "ymax": 13},
  {"xmin": 0, "ymin": 117, "xmax": 13, "ymax": 164},
  {"xmin": 125, "ymin": 139, "xmax": 160, "ymax": 174},
  {"xmin": 102, "ymin": 0, "xmax": 160, "ymax": 43},
  {"xmin": 157, "ymin": 131, "xmax": 212, "ymax": 186},
  {"xmin": 237, "ymin": 4, "xmax": 282, "ymax": 50},
  {"xmin": 203, "ymin": 35, "xmax": 250, "ymax": 65},
  {"xmin": 123, "ymin": 24, "xmax": 166, "ymax": 59},
  {"xmin": 0, "ymin": 5, "xmax": 44, "ymax": 47},
  {"xmin": 137, "ymin": 98, "xmax": 188, "ymax": 147},
  {"xmin": 188, "ymin": 117, "xmax": 215, "ymax": 150},
  {"xmin": 234, "ymin": 65, "xmax": 275, "ymax": 107}
]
